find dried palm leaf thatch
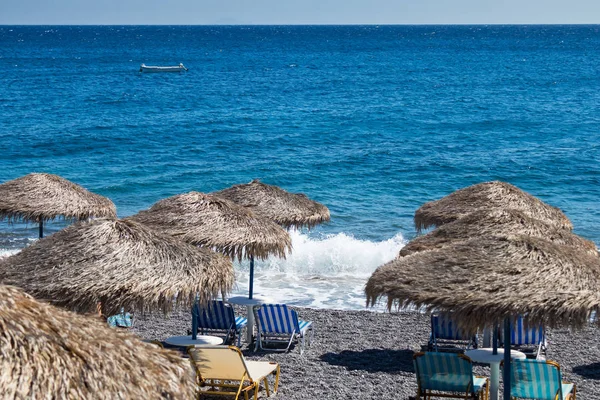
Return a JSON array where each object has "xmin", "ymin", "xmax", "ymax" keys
[
  {"xmin": 414, "ymin": 181, "xmax": 572, "ymax": 233},
  {"xmin": 0, "ymin": 219, "xmax": 234, "ymax": 316},
  {"xmin": 214, "ymin": 179, "xmax": 330, "ymax": 229},
  {"xmin": 129, "ymin": 192, "xmax": 292, "ymax": 261},
  {"xmin": 0, "ymin": 284, "xmax": 195, "ymax": 399},
  {"xmin": 0, "ymin": 173, "xmax": 117, "ymax": 223},
  {"xmin": 366, "ymin": 235, "xmax": 600, "ymax": 331},
  {"xmin": 401, "ymin": 209, "xmax": 598, "ymax": 257}
]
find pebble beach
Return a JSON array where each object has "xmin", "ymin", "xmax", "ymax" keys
[
  {"xmin": 133, "ymin": 307, "xmax": 600, "ymax": 399},
  {"xmin": 2, "ymin": 24, "xmax": 600, "ymax": 400}
]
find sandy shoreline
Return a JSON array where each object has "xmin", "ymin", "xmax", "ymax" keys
[{"xmin": 133, "ymin": 307, "xmax": 600, "ymax": 399}]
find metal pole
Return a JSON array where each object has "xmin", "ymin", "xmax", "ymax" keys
[
  {"xmin": 503, "ymin": 317, "xmax": 512, "ymax": 400},
  {"xmin": 191, "ymin": 302, "xmax": 198, "ymax": 340},
  {"xmin": 39, "ymin": 220, "xmax": 43, "ymax": 238},
  {"xmin": 249, "ymin": 256, "xmax": 254, "ymax": 300},
  {"xmin": 492, "ymin": 323, "xmax": 498, "ymax": 354}
]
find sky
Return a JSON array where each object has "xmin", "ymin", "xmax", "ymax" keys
[{"xmin": 1, "ymin": 0, "xmax": 599, "ymax": 25}]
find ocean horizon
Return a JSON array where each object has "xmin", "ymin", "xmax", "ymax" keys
[
  {"xmin": 2, "ymin": 23, "xmax": 600, "ymax": 25},
  {"xmin": 1, "ymin": 25, "xmax": 599, "ymax": 310}
]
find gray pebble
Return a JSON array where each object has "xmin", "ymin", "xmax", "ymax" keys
[{"xmin": 132, "ymin": 307, "xmax": 600, "ymax": 399}]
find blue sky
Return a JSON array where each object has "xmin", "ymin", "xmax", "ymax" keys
[{"xmin": 1, "ymin": 0, "xmax": 599, "ymax": 25}]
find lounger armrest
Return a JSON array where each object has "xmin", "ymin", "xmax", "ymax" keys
[{"xmin": 245, "ymin": 360, "xmax": 280, "ymax": 381}]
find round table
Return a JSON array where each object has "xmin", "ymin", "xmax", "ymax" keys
[
  {"xmin": 465, "ymin": 348, "xmax": 526, "ymax": 400},
  {"xmin": 164, "ymin": 335, "xmax": 224, "ymax": 347},
  {"xmin": 227, "ymin": 295, "xmax": 272, "ymax": 343}
]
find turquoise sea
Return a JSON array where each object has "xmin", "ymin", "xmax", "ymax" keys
[{"xmin": 1, "ymin": 25, "xmax": 599, "ymax": 309}]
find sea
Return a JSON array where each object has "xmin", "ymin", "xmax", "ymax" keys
[{"xmin": 0, "ymin": 25, "xmax": 599, "ymax": 310}]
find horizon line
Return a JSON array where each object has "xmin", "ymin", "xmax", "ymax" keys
[{"xmin": 1, "ymin": 23, "xmax": 600, "ymax": 26}]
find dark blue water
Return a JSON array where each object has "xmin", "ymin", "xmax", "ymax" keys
[{"xmin": 1, "ymin": 25, "xmax": 599, "ymax": 308}]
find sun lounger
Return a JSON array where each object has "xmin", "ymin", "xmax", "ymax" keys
[
  {"xmin": 106, "ymin": 308, "xmax": 134, "ymax": 328},
  {"xmin": 427, "ymin": 312, "xmax": 478, "ymax": 352},
  {"xmin": 254, "ymin": 303, "xmax": 313, "ymax": 354},
  {"xmin": 414, "ymin": 351, "xmax": 489, "ymax": 399},
  {"xmin": 187, "ymin": 345, "xmax": 280, "ymax": 400},
  {"xmin": 511, "ymin": 359, "xmax": 576, "ymax": 399},
  {"xmin": 193, "ymin": 300, "xmax": 248, "ymax": 346},
  {"xmin": 500, "ymin": 316, "xmax": 547, "ymax": 360}
]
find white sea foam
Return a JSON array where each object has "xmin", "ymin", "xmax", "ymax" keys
[
  {"xmin": 0, "ymin": 231, "xmax": 405, "ymax": 311},
  {"xmin": 0, "ymin": 248, "xmax": 21, "ymax": 259},
  {"xmin": 231, "ymin": 230, "xmax": 406, "ymax": 310}
]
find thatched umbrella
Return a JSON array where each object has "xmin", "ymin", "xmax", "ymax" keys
[
  {"xmin": 129, "ymin": 192, "xmax": 292, "ymax": 299},
  {"xmin": 414, "ymin": 181, "xmax": 573, "ymax": 233},
  {"xmin": 214, "ymin": 179, "xmax": 330, "ymax": 229},
  {"xmin": 0, "ymin": 173, "xmax": 117, "ymax": 238},
  {"xmin": 0, "ymin": 284, "xmax": 195, "ymax": 398},
  {"xmin": 401, "ymin": 208, "xmax": 598, "ymax": 257},
  {"xmin": 368, "ymin": 235, "xmax": 600, "ymax": 327},
  {"xmin": 130, "ymin": 192, "xmax": 292, "ymax": 340},
  {"xmin": 366, "ymin": 234, "xmax": 600, "ymax": 400},
  {"xmin": 0, "ymin": 218, "xmax": 234, "ymax": 316}
]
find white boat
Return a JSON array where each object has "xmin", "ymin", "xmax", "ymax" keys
[{"xmin": 139, "ymin": 63, "xmax": 188, "ymax": 73}]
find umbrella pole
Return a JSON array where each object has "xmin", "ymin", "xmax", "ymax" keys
[
  {"xmin": 249, "ymin": 256, "xmax": 254, "ymax": 300},
  {"xmin": 191, "ymin": 301, "xmax": 198, "ymax": 340},
  {"xmin": 39, "ymin": 220, "xmax": 43, "ymax": 238},
  {"xmin": 492, "ymin": 323, "xmax": 498, "ymax": 354},
  {"xmin": 503, "ymin": 317, "xmax": 511, "ymax": 400}
]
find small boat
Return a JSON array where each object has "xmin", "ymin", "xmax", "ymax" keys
[{"xmin": 139, "ymin": 63, "xmax": 188, "ymax": 73}]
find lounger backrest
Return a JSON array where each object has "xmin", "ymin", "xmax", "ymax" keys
[
  {"xmin": 431, "ymin": 313, "xmax": 471, "ymax": 341},
  {"xmin": 414, "ymin": 352, "xmax": 474, "ymax": 393},
  {"xmin": 107, "ymin": 307, "xmax": 133, "ymax": 328},
  {"xmin": 256, "ymin": 304, "xmax": 300, "ymax": 334},
  {"xmin": 511, "ymin": 359, "xmax": 562, "ymax": 400},
  {"xmin": 188, "ymin": 346, "xmax": 250, "ymax": 382},
  {"xmin": 195, "ymin": 300, "xmax": 235, "ymax": 330},
  {"xmin": 510, "ymin": 316, "xmax": 545, "ymax": 346}
]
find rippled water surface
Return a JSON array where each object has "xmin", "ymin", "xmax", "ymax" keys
[{"xmin": 1, "ymin": 25, "xmax": 599, "ymax": 309}]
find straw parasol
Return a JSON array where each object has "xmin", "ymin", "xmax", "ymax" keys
[
  {"xmin": 129, "ymin": 191, "xmax": 292, "ymax": 339},
  {"xmin": 214, "ymin": 179, "xmax": 331, "ymax": 229},
  {"xmin": 0, "ymin": 173, "xmax": 117, "ymax": 238},
  {"xmin": 400, "ymin": 208, "xmax": 598, "ymax": 257},
  {"xmin": 0, "ymin": 218, "xmax": 234, "ymax": 316},
  {"xmin": 367, "ymin": 234, "xmax": 600, "ymax": 399},
  {"xmin": 130, "ymin": 191, "xmax": 292, "ymax": 261},
  {"xmin": 0, "ymin": 284, "xmax": 195, "ymax": 399},
  {"xmin": 414, "ymin": 181, "xmax": 573, "ymax": 233},
  {"xmin": 368, "ymin": 234, "xmax": 600, "ymax": 329}
]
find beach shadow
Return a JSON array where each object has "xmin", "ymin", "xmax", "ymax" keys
[
  {"xmin": 573, "ymin": 362, "xmax": 600, "ymax": 379},
  {"xmin": 320, "ymin": 349, "xmax": 415, "ymax": 373}
]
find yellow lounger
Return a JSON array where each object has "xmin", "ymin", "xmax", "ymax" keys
[{"xmin": 187, "ymin": 345, "xmax": 280, "ymax": 400}]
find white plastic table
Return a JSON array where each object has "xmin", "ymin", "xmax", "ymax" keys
[
  {"xmin": 164, "ymin": 335, "xmax": 223, "ymax": 347},
  {"xmin": 465, "ymin": 348, "xmax": 526, "ymax": 400},
  {"xmin": 227, "ymin": 295, "xmax": 272, "ymax": 343}
]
